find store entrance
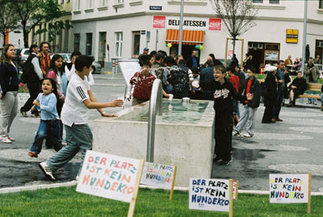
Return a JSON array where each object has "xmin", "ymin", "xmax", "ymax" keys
[
  {"xmin": 248, "ymin": 42, "xmax": 280, "ymax": 71},
  {"xmin": 169, "ymin": 44, "xmax": 200, "ymax": 64}
]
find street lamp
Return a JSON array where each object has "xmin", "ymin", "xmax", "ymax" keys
[
  {"xmin": 178, "ymin": 0, "xmax": 184, "ymax": 55},
  {"xmin": 301, "ymin": 0, "xmax": 308, "ymax": 74}
]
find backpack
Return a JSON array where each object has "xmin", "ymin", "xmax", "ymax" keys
[
  {"xmin": 169, "ymin": 65, "xmax": 190, "ymax": 99},
  {"xmin": 21, "ymin": 54, "xmax": 39, "ymax": 83}
]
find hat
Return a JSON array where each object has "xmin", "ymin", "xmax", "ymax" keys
[
  {"xmin": 264, "ymin": 64, "xmax": 277, "ymax": 72},
  {"xmin": 143, "ymin": 48, "xmax": 149, "ymax": 51}
]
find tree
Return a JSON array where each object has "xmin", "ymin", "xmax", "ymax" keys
[
  {"xmin": 0, "ymin": 2, "xmax": 20, "ymax": 46},
  {"xmin": 12, "ymin": 0, "xmax": 71, "ymax": 48},
  {"xmin": 211, "ymin": 0, "xmax": 258, "ymax": 55}
]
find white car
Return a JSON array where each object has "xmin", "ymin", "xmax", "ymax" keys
[
  {"xmin": 92, "ymin": 61, "xmax": 102, "ymax": 74},
  {"xmin": 19, "ymin": 48, "xmax": 30, "ymax": 63}
]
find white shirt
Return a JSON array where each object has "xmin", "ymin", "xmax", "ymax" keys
[
  {"xmin": 61, "ymin": 73, "xmax": 90, "ymax": 127},
  {"xmin": 65, "ymin": 64, "xmax": 95, "ymax": 85}
]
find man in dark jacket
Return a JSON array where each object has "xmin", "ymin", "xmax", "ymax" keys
[
  {"xmin": 20, "ymin": 44, "xmax": 43, "ymax": 117},
  {"xmin": 262, "ymin": 66, "xmax": 278, "ymax": 123},
  {"xmin": 203, "ymin": 65, "xmax": 251, "ymax": 165},
  {"xmin": 186, "ymin": 50, "xmax": 200, "ymax": 70},
  {"xmin": 200, "ymin": 59, "xmax": 215, "ymax": 100},
  {"xmin": 233, "ymin": 67, "xmax": 260, "ymax": 138},
  {"xmin": 287, "ymin": 71, "xmax": 307, "ymax": 107}
]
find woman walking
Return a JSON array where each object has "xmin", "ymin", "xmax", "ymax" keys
[{"xmin": 0, "ymin": 44, "xmax": 19, "ymax": 143}]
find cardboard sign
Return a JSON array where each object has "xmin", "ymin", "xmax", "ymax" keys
[
  {"xmin": 140, "ymin": 162, "xmax": 175, "ymax": 189},
  {"xmin": 269, "ymin": 174, "xmax": 309, "ymax": 203},
  {"xmin": 76, "ymin": 150, "xmax": 143, "ymax": 203},
  {"xmin": 189, "ymin": 178, "xmax": 232, "ymax": 213}
]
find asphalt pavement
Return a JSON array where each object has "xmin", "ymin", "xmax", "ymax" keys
[{"xmin": 1, "ymin": 72, "xmax": 323, "ymax": 192}]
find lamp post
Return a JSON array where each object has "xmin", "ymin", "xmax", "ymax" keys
[
  {"xmin": 301, "ymin": 0, "xmax": 308, "ymax": 74},
  {"xmin": 178, "ymin": 0, "xmax": 184, "ymax": 55}
]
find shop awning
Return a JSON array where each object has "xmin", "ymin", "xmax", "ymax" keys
[{"xmin": 165, "ymin": 29, "xmax": 205, "ymax": 45}]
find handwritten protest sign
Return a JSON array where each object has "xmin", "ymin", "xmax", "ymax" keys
[
  {"xmin": 76, "ymin": 151, "xmax": 144, "ymax": 204},
  {"xmin": 140, "ymin": 162, "xmax": 177, "ymax": 200},
  {"xmin": 141, "ymin": 162, "xmax": 175, "ymax": 188},
  {"xmin": 269, "ymin": 174, "xmax": 310, "ymax": 204},
  {"xmin": 189, "ymin": 178, "xmax": 233, "ymax": 216}
]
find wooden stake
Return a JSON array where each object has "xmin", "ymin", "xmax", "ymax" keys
[
  {"xmin": 229, "ymin": 179, "xmax": 233, "ymax": 217},
  {"xmin": 128, "ymin": 159, "xmax": 145, "ymax": 217},
  {"xmin": 307, "ymin": 173, "xmax": 312, "ymax": 214},
  {"xmin": 225, "ymin": 38, "xmax": 229, "ymax": 67},
  {"xmin": 169, "ymin": 166, "xmax": 177, "ymax": 200},
  {"xmin": 240, "ymin": 39, "xmax": 244, "ymax": 67}
]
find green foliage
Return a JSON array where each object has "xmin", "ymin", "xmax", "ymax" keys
[
  {"xmin": 0, "ymin": 1, "xmax": 20, "ymax": 45},
  {"xmin": 10, "ymin": 0, "xmax": 71, "ymax": 48},
  {"xmin": 0, "ymin": 187, "xmax": 322, "ymax": 217}
]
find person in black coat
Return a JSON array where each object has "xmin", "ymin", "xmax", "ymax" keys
[
  {"xmin": 262, "ymin": 66, "xmax": 278, "ymax": 123},
  {"xmin": 287, "ymin": 71, "xmax": 307, "ymax": 107}
]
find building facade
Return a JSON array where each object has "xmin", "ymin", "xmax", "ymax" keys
[
  {"xmin": 71, "ymin": 0, "xmax": 323, "ymax": 69},
  {"xmin": 28, "ymin": 0, "xmax": 73, "ymax": 53}
]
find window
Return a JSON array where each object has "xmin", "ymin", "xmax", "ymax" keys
[
  {"xmin": 87, "ymin": 0, "xmax": 94, "ymax": 8},
  {"xmin": 118, "ymin": 0, "xmax": 124, "ymax": 3},
  {"xmin": 320, "ymin": 0, "xmax": 323, "ymax": 9},
  {"xmin": 75, "ymin": 0, "xmax": 81, "ymax": 10},
  {"xmin": 60, "ymin": 0, "xmax": 64, "ymax": 4},
  {"xmin": 252, "ymin": 0, "xmax": 263, "ymax": 3},
  {"xmin": 43, "ymin": 23, "xmax": 47, "ymax": 41},
  {"xmin": 74, "ymin": 34, "xmax": 80, "ymax": 52},
  {"xmin": 101, "ymin": 0, "xmax": 107, "ymax": 6},
  {"xmin": 115, "ymin": 32, "xmax": 123, "ymax": 57},
  {"xmin": 269, "ymin": 0, "xmax": 279, "ymax": 4},
  {"xmin": 86, "ymin": 33, "xmax": 93, "ymax": 55}
]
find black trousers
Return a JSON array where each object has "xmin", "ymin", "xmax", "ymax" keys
[
  {"xmin": 214, "ymin": 112, "xmax": 233, "ymax": 160},
  {"xmin": 262, "ymin": 105, "xmax": 274, "ymax": 123},
  {"xmin": 21, "ymin": 81, "xmax": 41, "ymax": 112}
]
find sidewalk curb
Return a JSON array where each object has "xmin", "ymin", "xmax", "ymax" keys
[{"xmin": 1, "ymin": 182, "xmax": 323, "ymax": 196}]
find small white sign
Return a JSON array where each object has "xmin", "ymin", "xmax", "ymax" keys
[
  {"xmin": 76, "ymin": 150, "xmax": 141, "ymax": 203},
  {"xmin": 269, "ymin": 174, "xmax": 309, "ymax": 204},
  {"xmin": 140, "ymin": 162, "xmax": 175, "ymax": 189},
  {"xmin": 189, "ymin": 178, "xmax": 230, "ymax": 212}
]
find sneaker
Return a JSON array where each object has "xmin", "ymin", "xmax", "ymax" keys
[
  {"xmin": 8, "ymin": 136, "xmax": 15, "ymax": 141},
  {"xmin": 39, "ymin": 162, "xmax": 55, "ymax": 181},
  {"xmin": 213, "ymin": 155, "xmax": 222, "ymax": 162},
  {"xmin": 275, "ymin": 118, "xmax": 283, "ymax": 122},
  {"xmin": 243, "ymin": 133, "xmax": 254, "ymax": 138},
  {"xmin": 31, "ymin": 113, "xmax": 40, "ymax": 118},
  {"xmin": 28, "ymin": 151, "xmax": 38, "ymax": 158},
  {"xmin": 21, "ymin": 110, "xmax": 27, "ymax": 117},
  {"xmin": 233, "ymin": 130, "xmax": 241, "ymax": 137},
  {"xmin": 220, "ymin": 157, "xmax": 232, "ymax": 166},
  {"xmin": 1, "ymin": 137, "xmax": 12, "ymax": 144}
]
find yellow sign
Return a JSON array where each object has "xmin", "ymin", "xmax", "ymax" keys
[{"xmin": 286, "ymin": 29, "xmax": 298, "ymax": 44}]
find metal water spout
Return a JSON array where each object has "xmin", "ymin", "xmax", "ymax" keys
[{"xmin": 147, "ymin": 79, "xmax": 163, "ymax": 162}]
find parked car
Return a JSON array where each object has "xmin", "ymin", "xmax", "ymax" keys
[
  {"xmin": 92, "ymin": 61, "xmax": 102, "ymax": 74},
  {"xmin": 51, "ymin": 53, "xmax": 72, "ymax": 63},
  {"xmin": 19, "ymin": 48, "xmax": 30, "ymax": 63}
]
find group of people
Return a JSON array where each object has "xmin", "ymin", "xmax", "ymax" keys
[{"xmin": 0, "ymin": 42, "xmax": 123, "ymax": 180}]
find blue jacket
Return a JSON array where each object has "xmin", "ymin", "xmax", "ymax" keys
[{"xmin": 0, "ymin": 62, "xmax": 19, "ymax": 96}]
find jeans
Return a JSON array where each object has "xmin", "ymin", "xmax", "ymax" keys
[
  {"xmin": 30, "ymin": 119, "xmax": 62, "ymax": 154},
  {"xmin": 46, "ymin": 124, "xmax": 92, "ymax": 173},
  {"xmin": 0, "ymin": 91, "xmax": 18, "ymax": 138},
  {"xmin": 235, "ymin": 105, "xmax": 257, "ymax": 135},
  {"xmin": 307, "ymin": 90, "xmax": 318, "ymax": 104}
]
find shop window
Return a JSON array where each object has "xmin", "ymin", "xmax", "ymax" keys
[
  {"xmin": 115, "ymin": 32, "xmax": 123, "ymax": 57},
  {"xmin": 86, "ymin": 33, "xmax": 93, "ymax": 56},
  {"xmin": 132, "ymin": 31, "xmax": 140, "ymax": 57},
  {"xmin": 320, "ymin": 0, "xmax": 323, "ymax": 9},
  {"xmin": 74, "ymin": 33, "xmax": 80, "ymax": 52}
]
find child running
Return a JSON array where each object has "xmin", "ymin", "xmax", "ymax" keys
[{"xmin": 28, "ymin": 78, "xmax": 62, "ymax": 157}]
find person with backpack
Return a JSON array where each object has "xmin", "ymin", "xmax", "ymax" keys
[
  {"xmin": 20, "ymin": 44, "xmax": 43, "ymax": 117},
  {"xmin": 168, "ymin": 59, "xmax": 192, "ymax": 99}
]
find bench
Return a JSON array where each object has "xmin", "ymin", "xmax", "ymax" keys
[{"xmin": 298, "ymin": 83, "xmax": 322, "ymax": 100}]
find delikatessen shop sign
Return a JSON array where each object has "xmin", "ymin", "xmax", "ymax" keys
[{"xmin": 153, "ymin": 16, "xmax": 221, "ymax": 31}]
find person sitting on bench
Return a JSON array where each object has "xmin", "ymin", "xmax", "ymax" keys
[{"xmin": 287, "ymin": 71, "xmax": 307, "ymax": 107}]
